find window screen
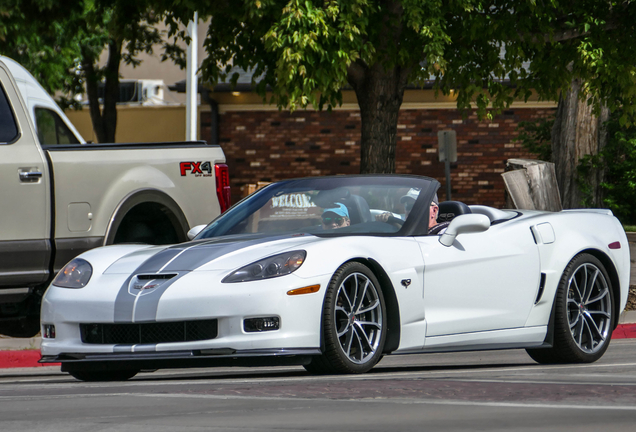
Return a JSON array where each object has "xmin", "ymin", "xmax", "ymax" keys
[
  {"xmin": 0, "ymin": 83, "xmax": 19, "ymax": 143},
  {"xmin": 35, "ymin": 107, "xmax": 80, "ymax": 145}
]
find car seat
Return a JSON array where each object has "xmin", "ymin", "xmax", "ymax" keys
[{"xmin": 437, "ymin": 201, "xmax": 472, "ymax": 223}]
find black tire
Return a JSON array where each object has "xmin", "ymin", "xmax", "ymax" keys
[
  {"xmin": 68, "ymin": 369, "xmax": 139, "ymax": 382},
  {"xmin": 526, "ymin": 253, "xmax": 614, "ymax": 364},
  {"xmin": 304, "ymin": 262, "xmax": 386, "ymax": 374},
  {"xmin": 0, "ymin": 317, "xmax": 40, "ymax": 338}
]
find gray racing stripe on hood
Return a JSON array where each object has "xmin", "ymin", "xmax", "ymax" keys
[{"xmin": 113, "ymin": 235, "xmax": 309, "ymax": 323}]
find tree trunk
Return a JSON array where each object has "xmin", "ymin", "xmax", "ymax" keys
[
  {"xmin": 551, "ymin": 79, "xmax": 609, "ymax": 208},
  {"xmin": 349, "ymin": 63, "xmax": 409, "ymax": 173},
  {"xmin": 81, "ymin": 39, "xmax": 122, "ymax": 143},
  {"xmin": 346, "ymin": 1, "xmax": 409, "ymax": 174}
]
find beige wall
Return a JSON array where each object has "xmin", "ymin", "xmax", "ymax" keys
[
  {"xmin": 97, "ymin": 21, "xmax": 210, "ymax": 105},
  {"xmin": 64, "ymin": 105, "xmax": 200, "ymax": 143}
]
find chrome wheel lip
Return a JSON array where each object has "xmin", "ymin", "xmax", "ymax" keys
[
  {"xmin": 567, "ymin": 262, "xmax": 612, "ymax": 354},
  {"xmin": 334, "ymin": 271, "xmax": 383, "ymax": 365}
]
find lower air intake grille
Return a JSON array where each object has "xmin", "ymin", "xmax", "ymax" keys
[{"xmin": 80, "ymin": 319, "xmax": 218, "ymax": 344}]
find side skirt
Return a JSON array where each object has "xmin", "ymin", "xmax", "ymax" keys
[{"xmin": 392, "ymin": 326, "xmax": 548, "ymax": 355}]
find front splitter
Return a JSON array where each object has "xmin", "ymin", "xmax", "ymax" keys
[{"xmin": 40, "ymin": 348, "xmax": 322, "ymax": 372}]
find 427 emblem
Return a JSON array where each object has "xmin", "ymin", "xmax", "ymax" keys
[{"xmin": 180, "ymin": 161, "xmax": 212, "ymax": 177}]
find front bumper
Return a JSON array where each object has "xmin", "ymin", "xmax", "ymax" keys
[{"xmin": 40, "ymin": 270, "xmax": 331, "ymax": 359}]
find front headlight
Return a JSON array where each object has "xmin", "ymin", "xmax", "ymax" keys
[
  {"xmin": 52, "ymin": 258, "xmax": 93, "ymax": 288},
  {"xmin": 222, "ymin": 250, "xmax": 307, "ymax": 283}
]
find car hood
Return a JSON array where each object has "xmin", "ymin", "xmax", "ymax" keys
[{"xmin": 102, "ymin": 233, "xmax": 321, "ymax": 275}]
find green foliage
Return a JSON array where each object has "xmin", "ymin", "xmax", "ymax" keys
[
  {"xmin": 158, "ymin": 0, "xmax": 636, "ymax": 125},
  {"xmin": 0, "ymin": 1, "xmax": 86, "ymax": 104},
  {"xmin": 579, "ymin": 112, "xmax": 636, "ymax": 224},
  {"xmin": 0, "ymin": 1, "xmax": 185, "ymax": 110},
  {"xmin": 516, "ymin": 118, "xmax": 554, "ymax": 162}
]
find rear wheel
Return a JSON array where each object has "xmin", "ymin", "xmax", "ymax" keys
[
  {"xmin": 68, "ymin": 369, "xmax": 139, "ymax": 382},
  {"xmin": 304, "ymin": 262, "xmax": 386, "ymax": 374},
  {"xmin": 527, "ymin": 253, "xmax": 614, "ymax": 364}
]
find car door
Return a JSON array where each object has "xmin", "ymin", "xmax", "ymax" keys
[
  {"xmin": 415, "ymin": 220, "xmax": 540, "ymax": 337},
  {"xmin": 0, "ymin": 64, "xmax": 51, "ymax": 289}
]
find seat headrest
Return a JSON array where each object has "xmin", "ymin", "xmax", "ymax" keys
[{"xmin": 437, "ymin": 201, "xmax": 472, "ymax": 222}]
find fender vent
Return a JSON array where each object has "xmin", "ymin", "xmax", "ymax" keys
[{"xmin": 535, "ymin": 273, "xmax": 547, "ymax": 304}]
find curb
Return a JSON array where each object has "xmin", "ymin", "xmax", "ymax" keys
[
  {"xmin": 611, "ymin": 323, "xmax": 636, "ymax": 339},
  {"xmin": 0, "ymin": 350, "xmax": 59, "ymax": 369},
  {"xmin": 1, "ymin": 324, "xmax": 635, "ymax": 369}
]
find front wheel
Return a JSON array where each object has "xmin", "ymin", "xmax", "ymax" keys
[
  {"xmin": 527, "ymin": 253, "xmax": 614, "ymax": 364},
  {"xmin": 304, "ymin": 262, "xmax": 386, "ymax": 374}
]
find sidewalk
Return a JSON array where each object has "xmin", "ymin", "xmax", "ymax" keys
[{"xmin": 2, "ymin": 311, "xmax": 635, "ymax": 368}]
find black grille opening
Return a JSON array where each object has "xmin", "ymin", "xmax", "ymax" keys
[{"xmin": 80, "ymin": 319, "xmax": 218, "ymax": 345}]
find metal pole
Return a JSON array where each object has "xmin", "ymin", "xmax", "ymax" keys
[
  {"xmin": 185, "ymin": 12, "xmax": 198, "ymax": 141},
  {"xmin": 445, "ymin": 141, "xmax": 452, "ymax": 201}
]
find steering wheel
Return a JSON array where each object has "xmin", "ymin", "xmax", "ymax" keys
[{"xmin": 386, "ymin": 215, "xmax": 404, "ymax": 227}]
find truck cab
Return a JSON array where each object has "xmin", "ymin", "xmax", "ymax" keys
[
  {"xmin": 2, "ymin": 56, "xmax": 85, "ymax": 145},
  {"xmin": 0, "ymin": 57, "xmax": 229, "ymax": 337}
]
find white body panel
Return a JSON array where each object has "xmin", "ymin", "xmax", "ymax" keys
[{"xmin": 41, "ymin": 206, "xmax": 630, "ymax": 363}]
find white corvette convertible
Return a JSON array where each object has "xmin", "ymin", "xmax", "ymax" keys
[{"xmin": 40, "ymin": 175, "xmax": 630, "ymax": 381}]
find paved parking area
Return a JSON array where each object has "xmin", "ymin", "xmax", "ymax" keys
[{"xmin": 1, "ymin": 341, "xmax": 635, "ymax": 432}]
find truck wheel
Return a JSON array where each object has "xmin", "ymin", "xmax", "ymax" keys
[
  {"xmin": 0, "ymin": 317, "xmax": 40, "ymax": 338},
  {"xmin": 113, "ymin": 202, "xmax": 183, "ymax": 245}
]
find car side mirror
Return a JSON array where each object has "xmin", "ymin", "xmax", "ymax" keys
[
  {"xmin": 187, "ymin": 225, "xmax": 207, "ymax": 240},
  {"xmin": 439, "ymin": 214, "xmax": 491, "ymax": 247}
]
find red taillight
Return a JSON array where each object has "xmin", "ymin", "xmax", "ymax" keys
[
  {"xmin": 215, "ymin": 163, "xmax": 231, "ymax": 213},
  {"xmin": 608, "ymin": 241, "xmax": 621, "ymax": 249}
]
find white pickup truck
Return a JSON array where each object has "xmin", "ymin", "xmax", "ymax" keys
[{"xmin": 0, "ymin": 57, "xmax": 230, "ymax": 337}]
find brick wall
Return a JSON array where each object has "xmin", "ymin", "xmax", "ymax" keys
[{"xmin": 201, "ymin": 107, "xmax": 555, "ymax": 208}]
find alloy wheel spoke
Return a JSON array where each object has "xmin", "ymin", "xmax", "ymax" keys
[
  {"xmin": 351, "ymin": 275, "xmax": 360, "ymax": 310},
  {"xmin": 586, "ymin": 287, "xmax": 609, "ymax": 307},
  {"xmin": 339, "ymin": 286, "xmax": 354, "ymax": 313},
  {"xmin": 354, "ymin": 319, "xmax": 381, "ymax": 330},
  {"xmin": 584, "ymin": 269, "xmax": 600, "ymax": 304},
  {"xmin": 353, "ymin": 322, "xmax": 374, "ymax": 352},
  {"xmin": 353, "ymin": 278, "xmax": 370, "ymax": 314},
  {"xmin": 581, "ymin": 265, "xmax": 590, "ymax": 303},
  {"xmin": 569, "ymin": 311, "xmax": 581, "ymax": 330},
  {"xmin": 572, "ymin": 317, "xmax": 584, "ymax": 346},
  {"xmin": 571, "ymin": 276, "xmax": 583, "ymax": 303},
  {"xmin": 337, "ymin": 320, "xmax": 351, "ymax": 338},
  {"xmin": 357, "ymin": 299, "xmax": 380, "ymax": 315},
  {"xmin": 351, "ymin": 326, "xmax": 367, "ymax": 360},
  {"xmin": 582, "ymin": 310, "xmax": 605, "ymax": 342},
  {"xmin": 581, "ymin": 317, "xmax": 596, "ymax": 349},
  {"xmin": 588, "ymin": 309, "xmax": 611, "ymax": 319},
  {"xmin": 342, "ymin": 326, "xmax": 354, "ymax": 356}
]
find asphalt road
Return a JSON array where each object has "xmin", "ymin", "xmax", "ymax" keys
[{"xmin": 1, "ymin": 341, "xmax": 636, "ymax": 432}]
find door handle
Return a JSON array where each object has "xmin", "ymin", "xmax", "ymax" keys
[{"xmin": 19, "ymin": 171, "xmax": 43, "ymax": 182}]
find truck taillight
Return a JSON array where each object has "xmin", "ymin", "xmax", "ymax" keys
[{"xmin": 215, "ymin": 163, "xmax": 231, "ymax": 213}]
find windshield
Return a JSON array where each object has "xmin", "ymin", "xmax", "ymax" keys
[{"xmin": 197, "ymin": 175, "xmax": 438, "ymax": 239}]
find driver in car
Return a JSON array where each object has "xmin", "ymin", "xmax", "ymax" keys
[
  {"xmin": 375, "ymin": 189, "xmax": 444, "ymax": 233},
  {"xmin": 321, "ymin": 203, "xmax": 351, "ymax": 230}
]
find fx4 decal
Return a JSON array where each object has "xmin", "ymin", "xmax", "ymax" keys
[{"xmin": 180, "ymin": 161, "xmax": 212, "ymax": 177}]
